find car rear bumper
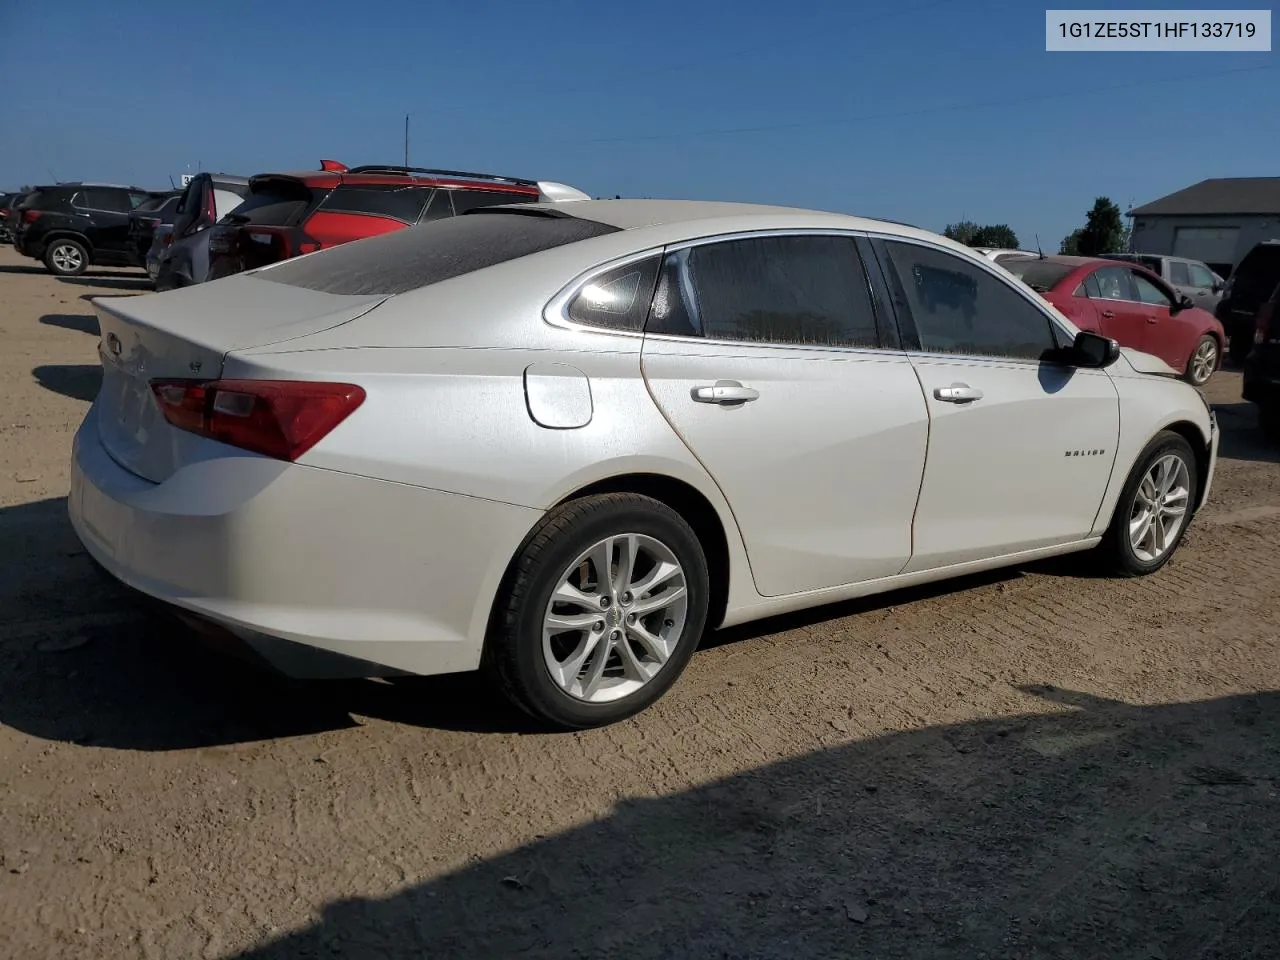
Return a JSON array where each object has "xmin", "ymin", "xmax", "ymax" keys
[{"xmin": 68, "ymin": 403, "xmax": 541, "ymax": 679}]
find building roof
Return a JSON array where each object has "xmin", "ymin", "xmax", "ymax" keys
[{"xmin": 1131, "ymin": 177, "xmax": 1280, "ymax": 217}]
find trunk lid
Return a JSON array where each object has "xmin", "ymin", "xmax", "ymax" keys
[{"xmin": 91, "ymin": 275, "xmax": 389, "ymax": 483}]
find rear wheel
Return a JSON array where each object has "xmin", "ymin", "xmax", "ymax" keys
[
  {"xmin": 1099, "ymin": 431, "xmax": 1198, "ymax": 577},
  {"xmin": 44, "ymin": 239, "xmax": 88, "ymax": 276},
  {"xmin": 486, "ymin": 493, "xmax": 710, "ymax": 729},
  {"xmin": 1185, "ymin": 335, "xmax": 1218, "ymax": 386}
]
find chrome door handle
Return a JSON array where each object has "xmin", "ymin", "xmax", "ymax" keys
[
  {"xmin": 1101, "ymin": 310, "xmax": 1116, "ymax": 318},
  {"xmin": 934, "ymin": 382, "xmax": 984, "ymax": 404},
  {"xmin": 691, "ymin": 380, "xmax": 760, "ymax": 404}
]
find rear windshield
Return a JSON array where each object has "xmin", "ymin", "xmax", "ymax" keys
[
  {"xmin": 135, "ymin": 194, "xmax": 176, "ymax": 214},
  {"xmin": 1001, "ymin": 258, "xmax": 1076, "ymax": 292},
  {"xmin": 223, "ymin": 179, "xmax": 318, "ymax": 226},
  {"xmin": 1233, "ymin": 245, "xmax": 1280, "ymax": 302},
  {"xmin": 257, "ymin": 209, "xmax": 621, "ymax": 295}
]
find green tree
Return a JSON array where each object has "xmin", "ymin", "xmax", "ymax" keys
[
  {"xmin": 969, "ymin": 224, "xmax": 1019, "ymax": 249},
  {"xmin": 1059, "ymin": 229, "xmax": 1084, "ymax": 255},
  {"xmin": 1076, "ymin": 197, "xmax": 1125, "ymax": 255},
  {"xmin": 943, "ymin": 221, "xmax": 980, "ymax": 245}
]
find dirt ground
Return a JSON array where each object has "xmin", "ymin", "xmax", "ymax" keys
[{"xmin": 2, "ymin": 244, "xmax": 1279, "ymax": 960}]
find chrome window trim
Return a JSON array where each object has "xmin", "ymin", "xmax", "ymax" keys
[
  {"xmin": 543, "ymin": 227, "xmax": 899, "ymax": 358},
  {"xmin": 543, "ymin": 226, "xmax": 1087, "ymax": 367}
]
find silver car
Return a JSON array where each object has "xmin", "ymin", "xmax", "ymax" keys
[{"xmin": 1098, "ymin": 254, "xmax": 1225, "ymax": 313}]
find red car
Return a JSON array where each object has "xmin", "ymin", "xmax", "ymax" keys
[
  {"xmin": 1002, "ymin": 255, "xmax": 1225, "ymax": 386},
  {"xmin": 206, "ymin": 161, "xmax": 588, "ymax": 283}
]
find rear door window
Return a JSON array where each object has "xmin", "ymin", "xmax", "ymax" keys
[
  {"xmin": 1169, "ymin": 261, "xmax": 1191, "ymax": 285},
  {"xmin": 647, "ymin": 235, "xmax": 881, "ymax": 348},
  {"xmin": 318, "ymin": 185, "xmax": 429, "ymax": 224},
  {"xmin": 1093, "ymin": 266, "xmax": 1134, "ymax": 301},
  {"xmin": 81, "ymin": 188, "xmax": 130, "ymax": 212},
  {"xmin": 1187, "ymin": 263, "xmax": 1216, "ymax": 288}
]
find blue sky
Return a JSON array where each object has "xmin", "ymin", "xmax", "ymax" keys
[{"xmin": 2, "ymin": 0, "xmax": 1276, "ymax": 248}]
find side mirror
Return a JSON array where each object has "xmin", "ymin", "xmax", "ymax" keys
[
  {"xmin": 1212, "ymin": 281, "xmax": 1224, "ymax": 293},
  {"xmin": 1171, "ymin": 293, "xmax": 1194, "ymax": 314},
  {"xmin": 1072, "ymin": 330, "xmax": 1121, "ymax": 368}
]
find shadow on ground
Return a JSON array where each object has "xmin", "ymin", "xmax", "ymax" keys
[
  {"xmin": 32, "ymin": 363, "xmax": 101, "ymax": 402},
  {"xmin": 1212, "ymin": 401, "xmax": 1280, "ymax": 464},
  {"xmin": 226, "ymin": 687, "xmax": 1280, "ymax": 960},
  {"xmin": 39, "ymin": 312, "xmax": 99, "ymax": 335},
  {"xmin": 56, "ymin": 274, "xmax": 152, "ymax": 291}
]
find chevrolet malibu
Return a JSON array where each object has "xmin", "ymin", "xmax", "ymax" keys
[{"xmin": 70, "ymin": 200, "xmax": 1219, "ymax": 728}]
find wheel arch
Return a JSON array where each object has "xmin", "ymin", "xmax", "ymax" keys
[
  {"xmin": 1161, "ymin": 418, "xmax": 1212, "ymax": 511},
  {"xmin": 41, "ymin": 230, "xmax": 94, "ymax": 257}
]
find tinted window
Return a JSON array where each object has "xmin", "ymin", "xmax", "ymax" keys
[
  {"xmin": 567, "ymin": 256, "xmax": 661, "ymax": 332},
  {"xmin": 225, "ymin": 180, "xmax": 317, "ymax": 226},
  {"xmin": 1187, "ymin": 263, "xmax": 1215, "ymax": 288},
  {"xmin": 451, "ymin": 189, "xmax": 537, "ymax": 215},
  {"xmin": 81, "ymin": 188, "xmax": 129, "ymax": 212},
  {"xmin": 134, "ymin": 195, "xmax": 171, "ymax": 214},
  {"xmin": 1084, "ymin": 272, "xmax": 1102, "ymax": 299},
  {"xmin": 258, "ymin": 209, "xmax": 620, "ymax": 295},
  {"xmin": 1131, "ymin": 271, "xmax": 1172, "ymax": 307},
  {"xmin": 645, "ymin": 235, "xmax": 879, "ymax": 347},
  {"xmin": 1002, "ymin": 258, "xmax": 1075, "ymax": 292},
  {"xmin": 1168, "ymin": 261, "xmax": 1190, "ymax": 285},
  {"xmin": 883, "ymin": 240, "xmax": 1057, "ymax": 360},
  {"xmin": 1092, "ymin": 266, "xmax": 1133, "ymax": 301},
  {"xmin": 318, "ymin": 186, "xmax": 428, "ymax": 224},
  {"xmin": 1232, "ymin": 245, "xmax": 1280, "ymax": 302}
]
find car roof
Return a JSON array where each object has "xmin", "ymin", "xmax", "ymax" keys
[{"xmin": 504, "ymin": 198, "xmax": 946, "ymax": 241}]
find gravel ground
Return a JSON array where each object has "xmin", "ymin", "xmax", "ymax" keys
[{"xmin": 2, "ymin": 246, "xmax": 1279, "ymax": 960}]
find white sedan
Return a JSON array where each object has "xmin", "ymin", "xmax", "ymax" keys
[{"xmin": 69, "ymin": 200, "xmax": 1219, "ymax": 728}]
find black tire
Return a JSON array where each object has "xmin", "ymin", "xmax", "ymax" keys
[
  {"xmin": 1184, "ymin": 334, "xmax": 1219, "ymax": 386},
  {"xmin": 44, "ymin": 238, "xmax": 89, "ymax": 277},
  {"xmin": 1099, "ymin": 430, "xmax": 1199, "ymax": 577},
  {"xmin": 486, "ymin": 493, "xmax": 710, "ymax": 729}
]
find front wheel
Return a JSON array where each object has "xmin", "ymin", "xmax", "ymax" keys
[
  {"xmin": 1099, "ymin": 431, "xmax": 1199, "ymax": 577},
  {"xmin": 486, "ymin": 493, "xmax": 710, "ymax": 729},
  {"xmin": 1185, "ymin": 335, "xmax": 1219, "ymax": 386},
  {"xmin": 44, "ymin": 239, "xmax": 88, "ymax": 276}
]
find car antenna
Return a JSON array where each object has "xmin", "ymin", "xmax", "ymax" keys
[{"xmin": 1036, "ymin": 234, "xmax": 1045, "ymax": 259}]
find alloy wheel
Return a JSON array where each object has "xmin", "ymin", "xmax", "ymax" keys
[
  {"xmin": 1128, "ymin": 453, "xmax": 1191, "ymax": 562},
  {"xmin": 541, "ymin": 533, "xmax": 689, "ymax": 703},
  {"xmin": 51, "ymin": 243, "xmax": 83, "ymax": 273},
  {"xmin": 1189, "ymin": 339, "xmax": 1217, "ymax": 385}
]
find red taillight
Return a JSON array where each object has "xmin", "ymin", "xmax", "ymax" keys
[
  {"xmin": 22, "ymin": 209, "xmax": 43, "ymax": 224},
  {"xmin": 149, "ymin": 379, "xmax": 365, "ymax": 461}
]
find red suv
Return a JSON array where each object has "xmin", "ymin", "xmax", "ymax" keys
[{"xmin": 207, "ymin": 162, "xmax": 588, "ymax": 282}]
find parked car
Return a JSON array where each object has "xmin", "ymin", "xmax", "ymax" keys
[
  {"xmin": 1216, "ymin": 241, "xmax": 1280, "ymax": 365},
  {"xmin": 127, "ymin": 191, "xmax": 181, "ymax": 270},
  {"xmin": 1097, "ymin": 253, "xmax": 1225, "ymax": 315},
  {"xmin": 1003, "ymin": 255, "xmax": 1225, "ymax": 385},
  {"xmin": 204, "ymin": 163, "xmax": 589, "ymax": 283},
  {"xmin": 153, "ymin": 174, "xmax": 251, "ymax": 290},
  {"xmin": 973, "ymin": 247, "xmax": 1038, "ymax": 263},
  {"xmin": 0, "ymin": 191, "xmax": 28, "ymax": 243},
  {"xmin": 69, "ymin": 200, "xmax": 1218, "ymax": 729},
  {"xmin": 1242, "ymin": 279, "xmax": 1280, "ymax": 439},
  {"xmin": 11, "ymin": 182, "xmax": 161, "ymax": 275}
]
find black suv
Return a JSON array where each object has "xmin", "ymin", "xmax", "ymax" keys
[
  {"xmin": 1218, "ymin": 241, "xmax": 1280, "ymax": 365},
  {"xmin": 12, "ymin": 182, "xmax": 161, "ymax": 276},
  {"xmin": 1235, "ymin": 242, "xmax": 1280, "ymax": 438}
]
